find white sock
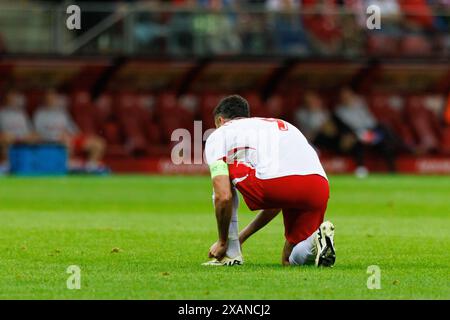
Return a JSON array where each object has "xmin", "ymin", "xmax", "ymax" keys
[
  {"xmin": 226, "ymin": 187, "xmax": 241, "ymax": 258},
  {"xmin": 289, "ymin": 231, "xmax": 317, "ymax": 265}
]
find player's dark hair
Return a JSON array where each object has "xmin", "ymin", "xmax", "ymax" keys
[{"xmin": 213, "ymin": 95, "xmax": 250, "ymax": 120}]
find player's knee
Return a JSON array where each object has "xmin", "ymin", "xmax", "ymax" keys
[{"xmin": 215, "ymin": 193, "xmax": 233, "ymax": 205}]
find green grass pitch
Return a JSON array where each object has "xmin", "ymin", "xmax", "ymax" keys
[{"xmin": 0, "ymin": 175, "xmax": 448, "ymax": 299}]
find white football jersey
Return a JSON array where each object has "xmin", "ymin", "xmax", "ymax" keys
[{"xmin": 204, "ymin": 117, "xmax": 327, "ymax": 180}]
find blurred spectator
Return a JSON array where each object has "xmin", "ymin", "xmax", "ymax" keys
[
  {"xmin": 169, "ymin": 1, "xmax": 196, "ymax": 55},
  {"xmin": 267, "ymin": 0, "xmax": 310, "ymax": 54},
  {"xmin": 0, "ymin": 90, "xmax": 38, "ymax": 173},
  {"xmin": 335, "ymin": 87, "xmax": 398, "ymax": 175},
  {"xmin": 295, "ymin": 91, "xmax": 335, "ymax": 141},
  {"xmin": 365, "ymin": 0, "xmax": 401, "ymax": 21},
  {"xmin": 134, "ymin": 1, "xmax": 168, "ymax": 54},
  {"xmin": 0, "ymin": 90, "xmax": 36, "ymax": 143},
  {"xmin": 0, "ymin": 0, "xmax": 448, "ymax": 57},
  {"xmin": 266, "ymin": 0, "xmax": 299, "ymax": 11},
  {"xmin": 398, "ymin": 0, "xmax": 434, "ymax": 31},
  {"xmin": 302, "ymin": 0, "xmax": 343, "ymax": 55},
  {"xmin": 192, "ymin": 0, "xmax": 241, "ymax": 54},
  {"xmin": 33, "ymin": 89, "xmax": 107, "ymax": 172},
  {"xmin": 295, "ymin": 91, "xmax": 363, "ymax": 173},
  {"xmin": 179, "ymin": 93, "xmax": 199, "ymax": 114},
  {"xmin": 236, "ymin": 8, "xmax": 269, "ymax": 54},
  {"xmin": 339, "ymin": 10, "xmax": 364, "ymax": 56}
]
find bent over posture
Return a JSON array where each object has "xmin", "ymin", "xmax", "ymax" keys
[{"xmin": 203, "ymin": 95, "xmax": 336, "ymax": 267}]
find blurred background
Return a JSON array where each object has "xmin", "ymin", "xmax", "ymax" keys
[{"xmin": 0, "ymin": 0, "xmax": 449, "ymax": 176}]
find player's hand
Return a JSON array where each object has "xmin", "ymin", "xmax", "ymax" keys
[{"xmin": 208, "ymin": 241, "xmax": 228, "ymax": 260}]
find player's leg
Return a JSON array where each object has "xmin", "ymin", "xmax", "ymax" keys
[
  {"xmin": 269, "ymin": 174, "xmax": 334, "ymax": 267},
  {"xmin": 281, "ymin": 240, "xmax": 294, "ymax": 266},
  {"xmin": 284, "ymin": 208, "xmax": 336, "ymax": 267},
  {"xmin": 281, "ymin": 174, "xmax": 335, "ymax": 267},
  {"xmin": 282, "ymin": 208, "xmax": 322, "ymax": 266},
  {"xmin": 203, "ymin": 187, "xmax": 243, "ymax": 266},
  {"xmin": 225, "ymin": 186, "xmax": 242, "ymax": 260},
  {"xmin": 288, "ymin": 232, "xmax": 317, "ymax": 266}
]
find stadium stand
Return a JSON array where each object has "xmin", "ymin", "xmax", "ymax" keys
[{"xmin": 0, "ymin": 1, "xmax": 449, "ymax": 174}]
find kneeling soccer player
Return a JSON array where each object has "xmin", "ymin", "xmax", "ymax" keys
[{"xmin": 203, "ymin": 95, "xmax": 336, "ymax": 267}]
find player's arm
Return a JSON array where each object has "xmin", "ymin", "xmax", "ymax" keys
[
  {"xmin": 208, "ymin": 160, "xmax": 233, "ymax": 259},
  {"xmin": 239, "ymin": 208, "xmax": 281, "ymax": 245}
]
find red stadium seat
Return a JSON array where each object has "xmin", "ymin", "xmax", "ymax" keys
[
  {"xmin": 25, "ymin": 89, "xmax": 45, "ymax": 116},
  {"xmin": 71, "ymin": 90, "xmax": 101, "ymax": 136},
  {"xmin": 265, "ymin": 95, "xmax": 284, "ymax": 119},
  {"xmin": 405, "ymin": 95, "xmax": 440, "ymax": 153},
  {"xmin": 111, "ymin": 91, "xmax": 169, "ymax": 155},
  {"xmin": 157, "ymin": 92, "xmax": 181, "ymax": 139},
  {"xmin": 72, "ymin": 92, "xmax": 125, "ymax": 157},
  {"xmin": 399, "ymin": 0, "xmax": 435, "ymax": 30},
  {"xmin": 441, "ymin": 127, "xmax": 450, "ymax": 154},
  {"xmin": 95, "ymin": 93, "xmax": 114, "ymax": 123},
  {"xmin": 400, "ymin": 35, "xmax": 432, "ymax": 56},
  {"xmin": 242, "ymin": 91, "xmax": 265, "ymax": 117},
  {"xmin": 444, "ymin": 95, "xmax": 450, "ymax": 126},
  {"xmin": 136, "ymin": 93, "xmax": 156, "ymax": 118},
  {"xmin": 200, "ymin": 92, "xmax": 226, "ymax": 130},
  {"xmin": 95, "ymin": 93, "xmax": 124, "ymax": 149},
  {"xmin": 367, "ymin": 35, "xmax": 399, "ymax": 57},
  {"xmin": 158, "ymin": 91, "xmax": 178, "ymax": 111},
  {"xmin": 115, "ymin": 91, "xmax": 162, "ymax": 155},
  {"xmin": 369, "ymin": 94, "xmax": 416, "ymax": 149},
  {"xmin": 157, "ymin": 92, "xmax": 195, "ymax": 144},
  {"xmin": 135, "ymin": 93, "xmax": 163, "ymax": 146},
  {"xmin": 273, "ymin": 89, "xmax": 303, "ymax": 120},
  {"xmin": 178, "ymin": 93, "xmax": 199, "ymax": 118}
]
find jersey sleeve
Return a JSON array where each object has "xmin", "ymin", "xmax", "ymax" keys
[{"xmin": 205, "ymin": 130, "xmax": 227, "ymax": 166}]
